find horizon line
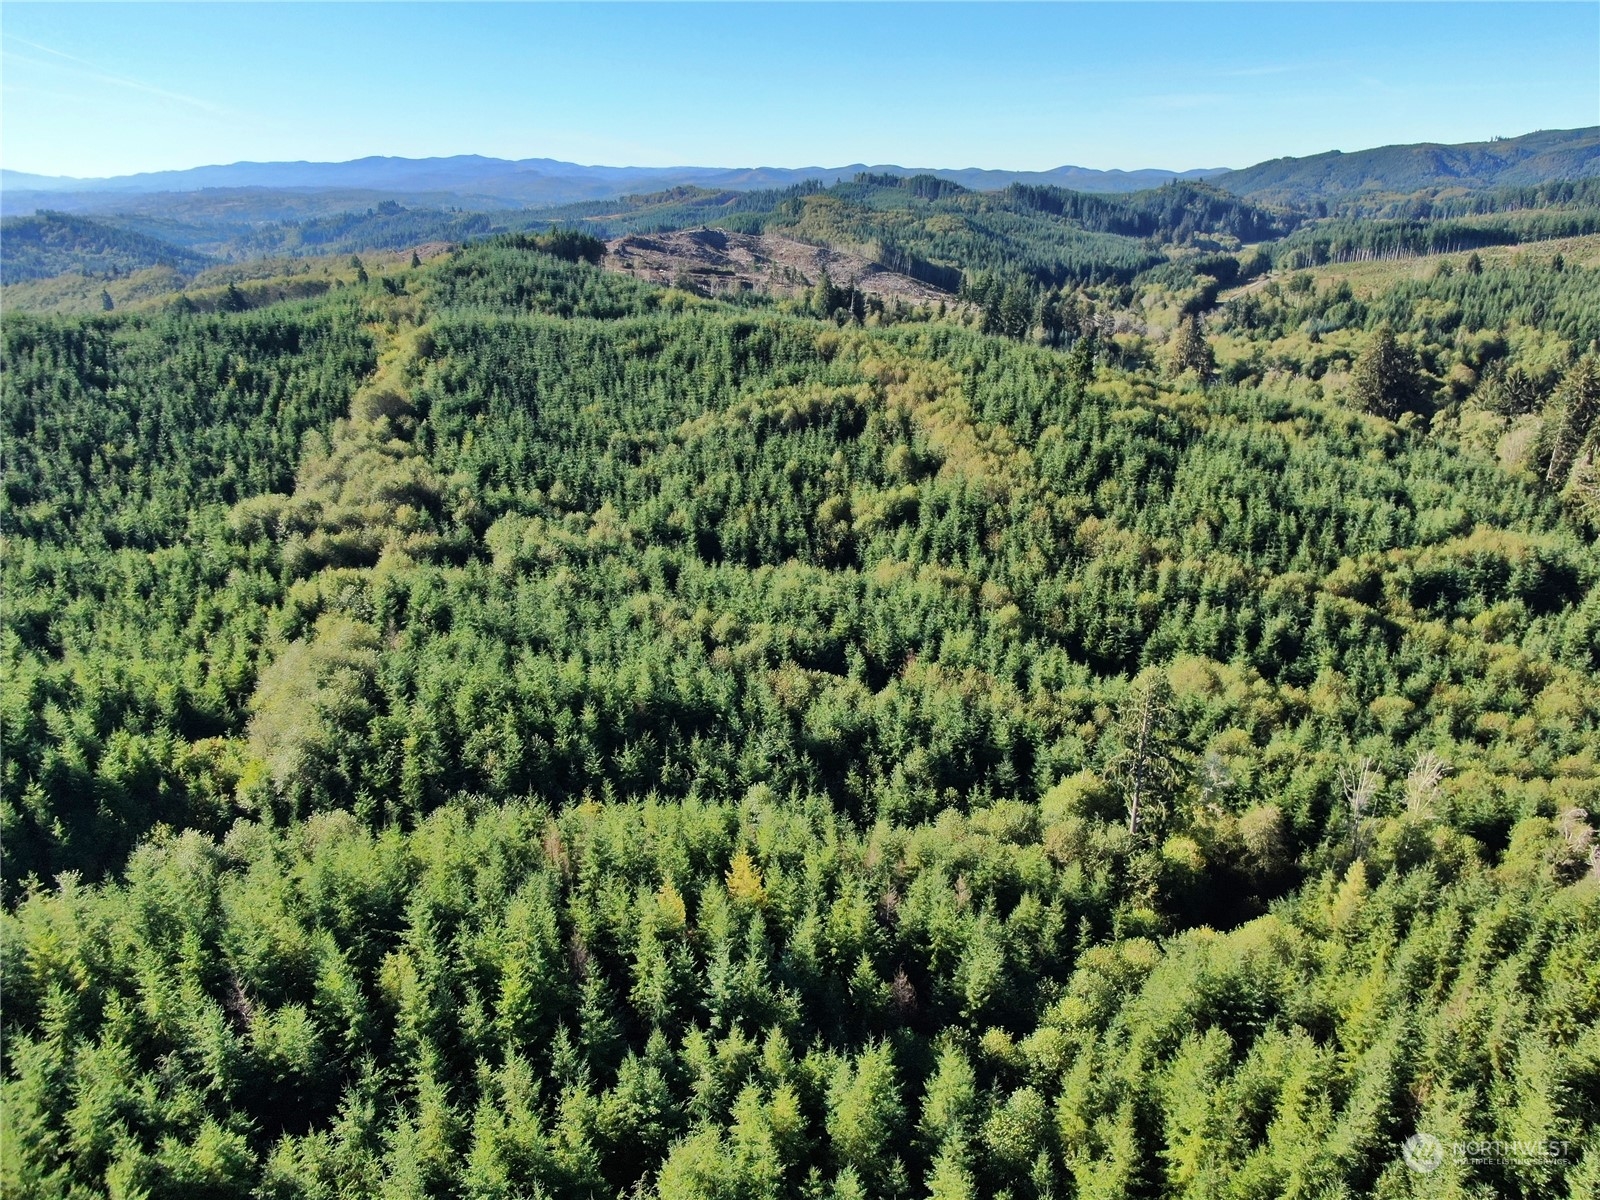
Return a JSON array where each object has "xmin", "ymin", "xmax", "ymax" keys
[{"xmin": 5, "ymin": 122, "xmax": 1592, "ymax": 185}]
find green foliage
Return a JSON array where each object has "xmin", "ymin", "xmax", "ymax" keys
[
  {"xmin": 1272, "ymin": 210, "xmax": 1600, "ymax": 269},
  {"xmin": 494, "ymin": 228, "xmax": 608, "ymax": 265},
  {"xmin": 4, "ymin": 798, "xmax": 1595, "ymax": 1198},
  {"xmin": 5, "ymin": 233, "xmax": 1600, "ymax": 1199},
  {"xmin": 0, "ymin": 210, "xmax": 212, "ymax": 283},
  {"xmin": 1348, "ymin": 326, "xmax": 1427, "ymax": 418},
  {"xmin": 1544, "ymin": 353, "xmax": 1600, "ymax": 486},
  {"xmin": 1214, "ymin": 126, "xmax": 1600, "ymax": 204},
  {"xmin": 998, "ymin": 178, "xmax": 1294, "ymax": 244},
  {"xmin": 1166, "ymin": 315, "xmax": 1215, "ymax": 384},
  {"xmin": 1222, "ymin": 253, "xmax": 1600, "ymax": 351}
]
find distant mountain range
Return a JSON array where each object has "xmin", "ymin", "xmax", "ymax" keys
[
  {"xmin": 5, "ymin": 129, "xmax": 1595, "ymax": 220},
  {"xmin": 0, "ymin": 158, "xmax": 1230, "ymax": 211},
  {"xmin": 6, "ymin": 128, "xmax": 1597, "ymax": 216},
  {"xmin": 5, "ymin": 127, "xmax": 1598, "ymax": 295}
]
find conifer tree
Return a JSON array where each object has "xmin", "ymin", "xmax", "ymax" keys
[
  {"xmin": 1546, "ymin": 353, "xmax": 1600, "ymax": 485},
  {"xmin": 999, "ymin": 278, "xmax": 1033, "ymax": 341},
  {"xmin": 1167, "ymin": 314, "xmax": 1215, "ymax": 383},
  {"xmin": 1349, "ymin": 325, "xmax": 1425, "ymax": 418}
]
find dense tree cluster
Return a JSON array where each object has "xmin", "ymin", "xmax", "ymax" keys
[
  {"xmin": 1271, "ymin": 212, "xmax": 1600, "ymax": 269},
  {"xmin": 4, "ymin": 237, "xmax": 1599, "ymax": 1198},
  {"xmin": 1347, "ymin": 327, "xmax": 1425, "ymax": 419},
  {"xmin": 1166, "ymin": 317, "xmax": 1216, "ymax": 385},
  {"xmin": 1212, "ymin": 252, "xmax": 1600, "ymax": 501},
  {"xmin": 1325, "ymin": 176, "xmax": 1600, "ymax": 222},
  {"xmin": 7, "ymin": 791, "xmax": 1595, "ymax": 1199},
  {"xmin": 0, "ymin": 211, "xmax": 212, "ymax": 284},
  {"xmin": 997, "ymin": 180, "xmax": 1295, "ymax": 245},
  {"xmin": 1221, "ymin": 255, "xmax": 1600, "ymax": 351},
  {"xmin": 241, "ymin": 205, "xmax": 506, "ymax": 258}
]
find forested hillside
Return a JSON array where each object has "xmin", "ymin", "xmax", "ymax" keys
[
  {"xmin": 12, "ymin": 155, "xmax": 1600, "ymax": 335},
  {"xmin": 0, "ymin": 211, "xmax": 212, "ymax": 284},
  {"xmin": 3, "ymin": 231, "xmax": 1599, "ymax": 1199},
  {"xmin": 1213, "ymin": 127, "xmax": 1600, "ymax": 205}
]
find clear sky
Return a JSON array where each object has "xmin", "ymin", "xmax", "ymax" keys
[{"xmin": 3, "ymin": 2, "xmax": 1596, "ymax": 179}]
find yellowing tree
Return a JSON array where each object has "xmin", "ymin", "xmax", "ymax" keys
[{"xmin": 725, "ymin": 850, "xmax": 766, "ymax": 907}]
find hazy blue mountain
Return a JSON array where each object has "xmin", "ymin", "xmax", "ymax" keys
[
  {"xmin": 7, "ymin": 129, "xmax": 1595, "ymax": 218},
  {"xmin": 1, "ymin": 156, "xmax": 1229, "ymax": 210},
  {"xmin": 0, "ymin": 185, "xmax": 527, "ymax": 223},
  {"xmin": 7, "ymin": 128, "xmax": 1597, "ymax": 284}
]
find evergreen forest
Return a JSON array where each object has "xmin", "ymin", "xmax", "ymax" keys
[{"xmin": 3, "ymin": 173, "xmax": 1600, "ymax": 1200}]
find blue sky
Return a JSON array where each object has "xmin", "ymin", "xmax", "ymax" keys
[{"xmin": 3, "ymin": 3, "xmax": 1596, "ymax": 178}]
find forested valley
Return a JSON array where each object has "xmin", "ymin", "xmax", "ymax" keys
[{"xmin": 4, "ymin": 183, "xmax": 1600, "ymax": 1200}]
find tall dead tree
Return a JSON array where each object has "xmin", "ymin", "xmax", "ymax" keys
[{"xmin": 1111, "ymin": 669, "xmax": 1180, "ymax": 837}]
